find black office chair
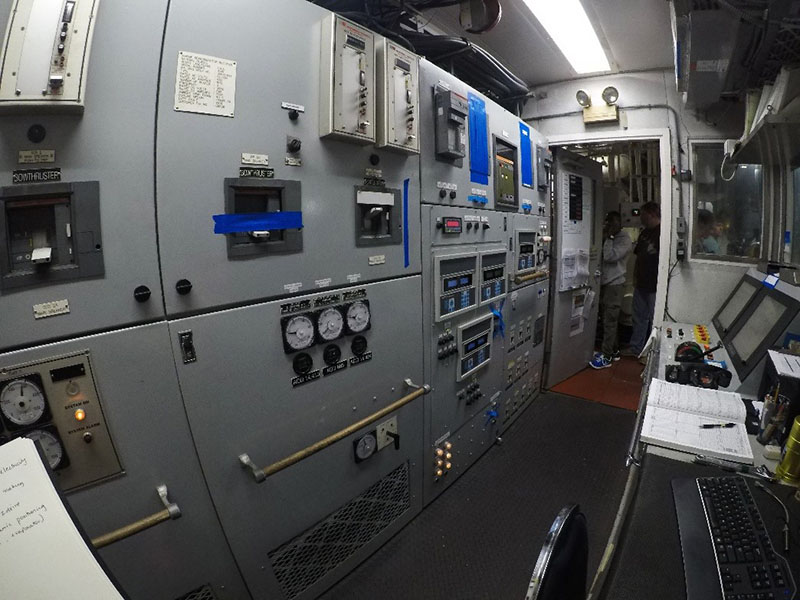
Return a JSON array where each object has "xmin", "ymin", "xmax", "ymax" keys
[{"xmin": 525, "ymin": 504, "xmax": 588, "ymax": 600}]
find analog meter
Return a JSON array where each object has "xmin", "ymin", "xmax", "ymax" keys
[
  {"xmin": 317, "ymin": 307, "xmax": 344, "ymax": 341},
  {"xmin": 346, "ymin": 300, "xmax": 371, "ymax": 334},
  {"xmin": 26, "ymin": 429, "xmax": 65, "ymax": 470},
  {"xmin": 0, "ymin": 378, "xmax": 47, "ymax": 427},
  {"xmin": 282, "ymin": 314, "xmax": 315, "ymax": 352},
  {"xmin": 353, "ymin": 431, "xmax": 377, "ymax": 462}
]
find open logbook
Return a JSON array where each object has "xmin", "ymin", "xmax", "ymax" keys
[
  {"xmin": 0, "ymin": 437, "xmax": 125, "ymax": 600},
  {"xmin": 640, "ymin": 378, "xmax": 754, "ymax": 464}
]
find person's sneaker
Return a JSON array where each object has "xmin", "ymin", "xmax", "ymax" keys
[
  {"xmin": 589, "ymin": 354, "xmax": 613, "ymax": 369},
  {"xmin": 611, "ymin": 350, "xmax": 621, "ymax": 362}
]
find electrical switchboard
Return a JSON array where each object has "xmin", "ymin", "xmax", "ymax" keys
[
  {"xmin": 155, "ymin": 0, "xmax": 420, "ymax": 315},
  {"xmin": 0, "ymin": 0, "xmax": 166, "ymax": 352},
  {"xmin": 0, "ymin": 0, "xmax": 100, "ymax": 112},
  {"xmin": 0, "ymin": 324, "xmax": 250, "ymax": 599},
  {"xmin": 170, "ymin": 277, "xmax": 424, "ymax": 599},
  {"xmin": 376, "ymin": 39, "xmax": 419, "ymax": 154},
  {"xmin": 421, "ymin": 205, "xmax": 507, "ymax": 504},
  {"xmin": 511, "ymin": 212, "xmax": 551, "ymax": 287}
]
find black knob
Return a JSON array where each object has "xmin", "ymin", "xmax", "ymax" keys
[
  {"xmin": 288, "ymin": 109, "xmax": 299, "ymax": 121},
  {"xmin": 323, "ymin": 344, "xmax": 342, "ymax": 366},
  {"xmin": 436, "ymin": 220, "xmax": 443, "ymax": 229},
  {"xmin": 483, "ymin": 223, "xmax": 490, "ymax": 230},
  {"xmin": 439, "ymin": 189, "xmax": 447, "ymax": 199},
  {"xmin": 175, "ymin": 279, "xmax": 193, "ymax": 295},
  {"xmin": 133, "ymin": 285, "xmax": 152, "ymax": 303},
  {"xmin": 293, "ymin": 352, "xmax": 313, "ymax": 375},
  {"xmin": 352, "ymin": 335, "xmax": 368, "ymax": 356},
  {"xmin": 369, "ymin": 154, "xmax": 380, "ymax": 166},
  {"xmin": 287, "ymin": 138, "xmax": 302, "ymax": 153},
  {"xmin": 449, "ymin": 190, "xmax": 457, "ymax": 199},
  {"xmin": 27, "ymin": 124, "xmax": 46, "ymax": 144}
]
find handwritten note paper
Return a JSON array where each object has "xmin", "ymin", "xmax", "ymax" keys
[{"xmin": 0, "ymin": 437, "xmax": 124, "ymax": 600}]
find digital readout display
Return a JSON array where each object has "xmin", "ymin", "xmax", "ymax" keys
[
  {"xmin": 464, "ymin": 334, "xmax": 488, "ymax": 354},
  {"xmin": 482, "ymin": 266, "xmax": 504, "ymax": 281},
  {"xmin": 519, "ymin": 243, "xmax": 535, "ymax": 254},
  {"xmin": 443, "ymin": 217, "xmax": 462, "ymax": 234},
  {"xmin": 443, "ymin": 273, "xmax": 472, "ymax": 292}
]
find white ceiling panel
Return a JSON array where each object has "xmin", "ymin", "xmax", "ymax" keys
[{"xmin": 425, "ymin": 0, "xmax": 674, "ymax": 86}]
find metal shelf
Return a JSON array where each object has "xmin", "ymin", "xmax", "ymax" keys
[{"xmin": 731, "ymin": 97, "xmax": 800, "ymax": 166}]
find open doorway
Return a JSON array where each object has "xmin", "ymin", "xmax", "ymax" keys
[{"xmin": 548, "ymin": 139, "xmax": 664, "ymax": 411}]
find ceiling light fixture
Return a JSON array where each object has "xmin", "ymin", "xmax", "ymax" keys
[
  {"xmin": 602, "ymin": 86, "xmax": 619, "ymax": 105},
  {"xmin": 576, "ymin": 90, "xmax": 591, "ymax": 108},
  {"xmin": 523, "ymin": 0, "xmax": 611, "ymax": 74}
]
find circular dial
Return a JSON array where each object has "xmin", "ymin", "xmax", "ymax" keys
[
  {"xmin": 354, "ymin": 433, "xmax": 377, "ymax": 461},
  {"xmin": 284, "ymin": 315, "xmax": 315, "ymax": 351},
  {"xmin": 25, "ymin": 429, "xmax": 64, "ymax": 470},
  {"xmin": 0, "ymin": 379, "xmax": 46, "ymax": 426},
  {"xmin": 292, "ymin": 353, "xmax": 313, "ymax": 375},
  {"xmin": 351, "ymin": 335, "xmax": 368, "ymax": 356},
  {"xmin": 317, "ymin": 308, "xmax": 344, "ymax": 341},
  {"xmin": 346, "ymin": 301, "xmax": 371, "ymax": 334}
]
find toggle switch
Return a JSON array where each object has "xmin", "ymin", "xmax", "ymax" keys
[{"xmin": 31, "ymin": 247, "xmax": 52, "ymax": 264}]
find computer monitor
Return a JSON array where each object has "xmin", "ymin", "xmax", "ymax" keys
[
  {"xmin": 726, "ymin": 287, "xmax": 800, "ymax": 380},
  {"xmin": 712, "ymin": 273, "xmax": 761, "ymax": 338}
]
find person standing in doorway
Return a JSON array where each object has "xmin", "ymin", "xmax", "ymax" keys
[
  {"xmin": 590, "ymin": 211, "xmax": 632, "ymax": 369},
  {"xmin": 627, "ymin": 202, "xmax": 661, "ymax": 360}
]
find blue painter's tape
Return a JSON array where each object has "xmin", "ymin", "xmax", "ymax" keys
[
  {"xmin": 213, "ymin": 211, "xmax": 303, "ymax": 234},
  {"xmin": 490, "ymin": 299, "xmax": 505, "ymax": 339},
  {"xmin": 403, "ymin": 178, "xmax": 410, "ymax": 268},
  {"xmin": 762, "ymin": 273, "xmax": 779, "ymax": 288},
  {"xmin": 520, "ymin": 122, "xmax": 533, "ymax": 188},
  {"xmin": 468, "ymin": 93, "xmax": 490, "ymax": 185},
  {"xmin": 468, "ymin": 195, "xmax": 488, "ymax": 205}
]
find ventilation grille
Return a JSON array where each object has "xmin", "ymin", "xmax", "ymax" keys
[
  {"xmin": 268, "ymin": 462, "xmax": 411, "ymax": 599},
  {"xmin": 174, "ymin": 584, "xmax": 217, "ymax": 600}
]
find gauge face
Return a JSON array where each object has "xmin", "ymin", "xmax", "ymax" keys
[
  {"xmin": 317, "ymin": 307, "xmax": 344, "ymax": 341},
  {"xmin": 346, "ymin": 301, "xmax": 371, "ymax": 334},
  {"xmin": 283, "ymin": 314, "xmax": 315, "ymax": 352},
  {"xmin": 0, "ymin": 378, "xmax": 47, "ymax": 426},
  {"xmin": 26, "ymin": 429, "xmax": 64, "ymax": 470},
  {"xmin": 354, "ymin": 432, "xmax": 377, "ymax": 462}
]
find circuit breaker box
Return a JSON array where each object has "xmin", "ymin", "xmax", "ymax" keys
[
  {"xmin": 319, "ymin": 13, "xmax": 375, "ymax": 144},
  {"xmin": 0, "ymin": 0, "xmax": 100, "ymax": 112}
]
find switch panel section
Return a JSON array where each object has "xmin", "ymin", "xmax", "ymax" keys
[
  {"xmin": 456, "ymin": 312, "xmax": 493, "ymax": 381},
  {"xmin": 536, "ymin": 144, "xmax": 553, "ymax": 192},
  {"xmin": 319, "ymin": 14, "xmax": 375, "ymax": 144},
  {"xmin": 0, "ymin": 181, "xmax": 104, "ymax": 292},
  {"xmin": 493, "ymin": 136, "xmax": 519, "ymax": 211},
  {"xmin": 511, "ymin": 213, "xmax": 550, "ymax": 286},
  {"xmin": 479, "ymin": 248, "xmax": 507, "ymax": 306},
  {"xmin": 0, "ymin": 351, "xmax": 121, "ymax": 491},
  {"xmin": 223, "ymin": 178, "xmax": 303, "ymax": 259},
  {"xmin": 376, "ymin": 39, "xmax": 419, "ymax": 154},
  {"xmin": 0, "ymin": 0, "xmax": 100, "ymax": 112},
  {"xmin": 434, "ymin": 251, "xmax": 478, "ymax": 321},
  {"xmin": 355, "ymin": 185, "xmax": 402, "ymax": 247},
  {"xmin": 434, "ymin": 88, "xmax": 468, "ymax": 164}
]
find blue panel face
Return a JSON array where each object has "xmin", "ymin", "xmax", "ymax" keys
[
  {"xmin": 520, "ymin": 122, "xmax": 533, "ymax": 188},
  {"xmin": 468, "ymin": 93, "xmax": 489, "ymax": 185}
]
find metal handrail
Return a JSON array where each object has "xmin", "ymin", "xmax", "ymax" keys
[
  {"xmin": 240, "ymin": 378, "xmax": 431, "ymax": 482},
  {"xmin": 91, "ymin": 484, "xmax": 181, "ymax": 549}
]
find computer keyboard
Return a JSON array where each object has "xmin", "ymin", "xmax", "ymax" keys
[{"xmin": 672, "ymin": 476, "xmax": 796, "ymax": 600}]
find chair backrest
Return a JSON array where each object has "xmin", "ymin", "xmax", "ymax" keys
[{"xmin": 525, "ymin": 504, "xmax": 588, "ymax": 600}]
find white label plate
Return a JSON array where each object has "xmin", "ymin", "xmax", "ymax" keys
[
  {"xmin": 33, "ymin": 299, "xmax": 70, "ymax": 319},
  {"xmin": 315, "ymin": 278, "xmax": 332, "ymax": 288},
  {"xmin": 18, "ymin": 150, "xmax": 55, "ymax": 164},
  {"xmin": 174, "ymin": 52, "xmax": 237, "ymax": 117},
  {"xmin": 241, "ymin": 153, "xmax": 268, "ymax": 166},
  {"xmin": 283, "ymin": 282, "xmax": 303, "ymax": 293},
  {"xmin": 347, "ymin": 273, "xmax": 362, "ymax": 283},
  {"xmin": 368, "ymin": 255, "xmax": 386, "ymax": 266}
]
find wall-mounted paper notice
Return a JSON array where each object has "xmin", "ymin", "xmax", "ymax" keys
[
  {"xmin": 174, "ymin": 51, "xmax": 237, "ymax": 117},
  {"xmin": 0, "ymin": 437, "xmax": 125, "ymax": 600}
]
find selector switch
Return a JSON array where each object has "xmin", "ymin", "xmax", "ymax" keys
[{"xmin": 449, "ymin": 191, "xmax": 457, "ymax": 199}]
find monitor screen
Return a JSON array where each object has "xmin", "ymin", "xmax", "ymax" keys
[
  {"xmin": 717, "ymin": 279, "xmax": 758, "ymax": 333},
  {"xmin": 730, "ymin": 294, "xmax": 787, "ymax": 363}
]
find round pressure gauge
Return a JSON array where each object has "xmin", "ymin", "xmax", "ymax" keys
[
  {"xmin": 0, "ymin": 378, "xmax": 47, "ymax": 426},
  {"xmin": 354, "ymin": 432, "xmax": 377, "ymax": 462},
  {"xmin": 317, "ymin": 307, "xmax": 344, "ymax": 341},
  {"xmin": 283, "ymin": 314, "xmax": 315, "ymax": 351},
  {"xmin": 25, "ymin": 429, "xmax": 64, "ymax": 470},
  {"xmin": 346, "ymin": 301, "xmax": 371, "ymax": 334}
]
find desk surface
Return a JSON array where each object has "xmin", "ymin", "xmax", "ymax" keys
[{"xmin": 601, "ymin": 453, "xmax": 800, "ymax": 600}]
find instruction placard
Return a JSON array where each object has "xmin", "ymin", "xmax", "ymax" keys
[{"xmin": 174, "ymin": 52, "xmax": 237, "ymax": 117}]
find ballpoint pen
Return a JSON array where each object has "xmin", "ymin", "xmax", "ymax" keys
[{"xmin": 700, "ymin": 422, "xmax": 736, "ymax": 428}]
